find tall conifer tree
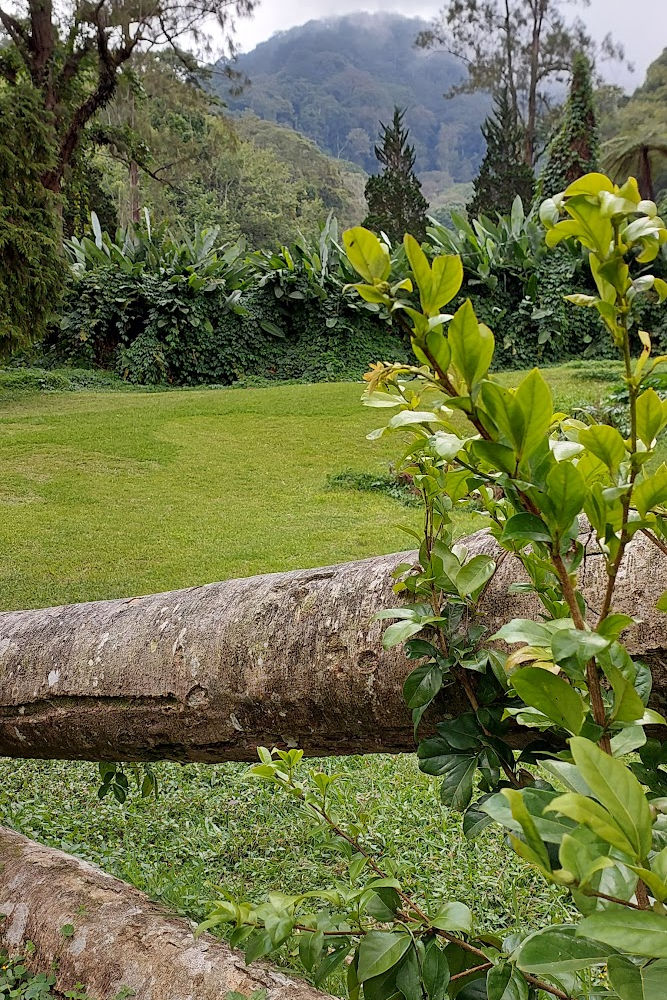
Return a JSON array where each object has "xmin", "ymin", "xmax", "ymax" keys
[
  {"xmin": 466, "ymin": 90, "xmax": 535, "ymax": 219},
  {"xmin": 537, "ymin": 52, "xmax": 599, "ymax": 198},
  {"xmin": 363, "ymin": 108, "xmax": 428, "ymax": 243}
]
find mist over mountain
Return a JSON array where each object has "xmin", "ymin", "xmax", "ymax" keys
[{"xmin": 217, "ymin": 13, "xmax": 490, "ymax": 186}]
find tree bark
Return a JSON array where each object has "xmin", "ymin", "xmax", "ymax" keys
[
  {"xmin": 0, "ymin": 529, "xmax": 665, "ymax": 763},
  {"xmin": 0, "ymin": 825, "xmax": 335, "ymax": 1000}
]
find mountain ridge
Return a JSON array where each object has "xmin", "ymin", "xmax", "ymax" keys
[{"xmin": 216, "ymin": 12, "xmax": 489, "ymax": 185}]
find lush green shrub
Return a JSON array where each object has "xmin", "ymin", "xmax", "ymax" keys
[
  {"xmin": 50, "ymin": 200, "xmax": 665, "ymax": 386},
  {"xmin": 427, "ymin": 199, "xmax": 633, "ymax": 366},
  {"xmin": 51, "ymin": 214, "xmax": 408, "ymax": 385}
]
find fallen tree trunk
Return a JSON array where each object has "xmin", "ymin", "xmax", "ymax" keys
[
  {"xmin": 1, "ymin": 530, "xmax": 665, "ymax": 762},
  {"xmin": 0, "ymin": 825, "xmax": 334, "ymax": 1000}
]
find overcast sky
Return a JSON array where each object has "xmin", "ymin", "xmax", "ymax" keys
[{"xmin": 232, "ymin": 0, "xmax": 666, "ymax": 91}]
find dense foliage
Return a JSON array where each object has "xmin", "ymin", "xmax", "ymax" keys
[
  {"xmin": 428, "ymin": 201, "xmax": 607, "ymax": 367},
  {"xmin": 466, "ymin": 90, "xmax": 535, "ymax": 219},
  {"xmin": 537, "ymin": 54, "xmax": 599, "ymax": 201},
  {"xmin": 201, "ymin": 173, "xmax": 667, "ymax": 1000},
  {"xmin": 0, "ymin": 84, "xmax": 65, "ymax": 355},
  {"xmin": 50, "ymin": 214, "xmax": 407, "ymax": 384},
  {"xmin": 93, "ymin": 52, "xmax": 363, "ymax": 243},
  {"xmin": 364, "ymin": 109, "xmax": 429, "ymax": 244},
  {"xmin": 45, "ymin": 187, "xmax": 667, "ymax": 386}
]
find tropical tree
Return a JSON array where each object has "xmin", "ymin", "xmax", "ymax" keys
[
  {"xmin": 0, "ymin": 0, "xmax": 256, "ymax": 201},
  {"xmin": 418, "ymin": 0, "xmax": 626, "ymax": 166},
  {"xmin": 602, "ymin": 134, "xmax": 667, "ymax": 202},
  {"xmin": 363, "ymin": 107, "xmax": 429, "ymax": 244},
  {"xmin": 466, "ymin": 88, "xmax": 534, "ymax": 218}
]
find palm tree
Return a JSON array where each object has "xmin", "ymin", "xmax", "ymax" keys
[{"xmin": 602, "ymin": 133, "xmax": 667, "ymax": 201}]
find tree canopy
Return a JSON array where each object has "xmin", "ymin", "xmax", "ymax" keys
[
  {"xmin": 0, "ymin": 0, "xmax": 256, "ymax": 195},
  {"xmin": 466, "ymin": 89, "xmax": 534, "ymax": 218},
  {"xmin": 418, "ymin": 0, "xmax": 625, "ymax": 166},
  {"xmin": 363, "ymin": 108, "xmax": 429, "ymax": 244}
]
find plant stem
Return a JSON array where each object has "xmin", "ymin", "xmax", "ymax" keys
[
  {"xmin": 641, "ymin": 527, "xmax": 667, "ymax": 558},
  {"xmin": 448, "ymin": 962, "xmax": 492, "ymax": 981}
]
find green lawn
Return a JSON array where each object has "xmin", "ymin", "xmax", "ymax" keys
[
  {"xmin": 0, "ymin": 363, "xmax": 625, "ymax": 612},
  {"xmin": 0, "ymin": 363, "xmax": 637, "ymax": 994}
]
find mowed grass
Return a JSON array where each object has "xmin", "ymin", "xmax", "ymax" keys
[
  {"xmin": 0, "ymin": 362, "xmax": 626, "ymax": 611},
  {"xmin": 0, "ymin": 361, "xmax": 644, "ymax": 992},
  {"xmin": 0, "ymin": 381, "xmax": 425, "ymax": 611}
]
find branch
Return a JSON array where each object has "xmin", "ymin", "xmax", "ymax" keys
[{"xmin": 0, "ymin": 5, "xmax": 30, "ymax": 65}]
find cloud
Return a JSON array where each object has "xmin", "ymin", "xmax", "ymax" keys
[{"xmin": 232, "ymin": 0, "xmax": 665, "ymax": 88}]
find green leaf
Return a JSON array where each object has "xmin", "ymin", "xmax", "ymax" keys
[
  {"xmin": 404, "ymin": 234, "xmax": 432, "ymax": 311},
  {"xmin": 570, "ymin": 736, "xmax": 653, "ymax": 858},
  {"xmin": 543, "ymin": 462, "xmax": 586, "ymax": 534},
  {"xmin": 357, "ymin": 932, "xmax": 412, "ymax": 983},
  {"xmin": 500, "ymin": 513, "xmax": 552, "ymax": 545},
  {"xmin": 579, "ymin": 425, "xmax": 626, "ymax": 474},
  {"xmin": 383, "ymin": 620, "xmax": 423, "ymax": 649},
  {"xmin": 578, "ymin": 909, "xmax": 667, "ymax": 958},
  {"xmin": 636, "ymin": 388, "xmax": 667, "ymax": 447},
  {"xmin": 352, "ymin": 283, "xmax": 391, "ymax": 304},
  {"xmin": 437, "ymin": 755, "xmax": 478, "ymax": 811},
  {"xmin": 422, "ymin": 940, "xmax": 450, "ymax": 1000},
  {"xmin": 516, "ymin": 924, "xmax": 614, "ymax": 974},
  {"xmin": 478, "ymin": 381, "xmax": 525, "ymax": 455},
  {"xmin": 514, "ymin": 369, "xmax": 553, "ymax": 460},
  {"xmin": 448, "ymin": 299, "xmax": 494, "ymax": 391},
  {"xmin": 395, "ymin": 947, "xmax": 422, "ymax": 1000},
  {"xmin": 607, "ymin": 956, "xmax": 667, "ymax": 1000},
  {"xmin": 431, "ymin": 901, "xmax": 473, "ymax": 934},
  {"xmin": 403, "ymin": 663, "xmax": 443, "ymax": 709},
  {"xmin": 455, "ymin": 554, "xmax": 495, "ymax": 599},
  {"xmin": 366, "ymin": 887, "xmax": 402, "ymax": 922},
  {"xmin": 482, "ymin": 787, "xmax": 575, "ymax": 844},
  {"xmin": 492, "ymin": 619, "xmax": 573, "ymax": 646},
  {"xmin": 425, "ymin": 328, "xmax": 452, "ymax": 375},
  {"xmin": 244, "ymin": 929, "xmax": 274, "ymax": 964},
  {"xmin": 510, "ymin": 667, "xmax": 586, "ymax": 735},
  {"xmin": 634, "ymin": 464, "xmax": 667, "ymax": 517},
  {"xmin": 603, "ymin": 662, "xmax": 646, "ymax": 723},
  {"xmin": 299, "ymin": 930, "xmax": 325, "ymax": 972},
  {"xmin": 502, "ymin": 788, "xmax": 551, "ymax": 872},
  {"xmin": 428, "ymin": 254, "xmax": 463, "ymax": 313},
  {"xmin": 343, "ymin": 227, "xmax": 390, "ymax": 283},
  {"xmin": 551, "ymin": 629, "xmax": 610, "ymax": 670},
  {"xmin": 564, "ymin": 173, "xmax": 615, "ymax": 197},
  {"xmin": 486, "ymin": 964, "xmax": 529, "ymax": 1000},
  {"xmin": 545, "ymin": 791, "xmax": 637, "ymax": 856},
  {"xmin": 313, "ymin": 946, "xmax": 350, "ymax": 987}
]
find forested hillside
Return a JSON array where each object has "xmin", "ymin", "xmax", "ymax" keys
[{"xmin": 220, "ymin": 13, "xmax": 489, "ymax": 185}]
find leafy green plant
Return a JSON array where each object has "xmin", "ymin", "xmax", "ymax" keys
[
  {"xmin": 202, "ymin": 174, "xmax": 667, "ymax": 998},
  {"xmin": 52, "ymin": 211, "xmax": 407, "ymax": 385}
]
